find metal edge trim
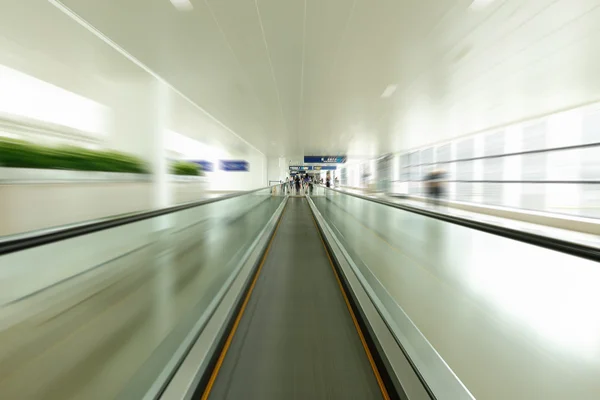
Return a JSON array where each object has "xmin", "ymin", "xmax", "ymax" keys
[
  {"xmin": 157, "ymin": 196, "xmax": 288, "ymax": 400},
  {"xmin": 306, "ymin": 196, "xmax": 433, "ymax": 400}
]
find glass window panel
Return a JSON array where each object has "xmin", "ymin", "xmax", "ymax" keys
[
  {"xmin": 446, "ymin": 181, "xmax": 457, "ymax": 201},
  {"xmin": 504, "ymin": 182, "xmax": 522, "ymax": 208},
  {"xmin": 401, "ymin": 154, "xmax": 410, "ymax": 168},
  {"xmin": 456, "ymin": 182, "xmax": 472, "ymax": 202},
  {"xmin": 546, "ymin": 148, "xmax": 580, "ymax": 181},
  {"xmin": 546, "ymin": 183, "xmax": 579, "ymax": 216},
  {"xmin": 503, "ymin": 154, "xmax": 521, "ymax": 180},
  {"xmin": 446, "ymin": 162, "xmax": 456, "ymax": 181},
  {"xmin": 409, "ymin": 181, "xmax": 421, "ymax": 195},
  {"xmin": 484, "ymin": 158, "xmax": 503, "ymax": 180},
  {"xmin": 482, "ymin": 183, "xmax": 503, "ymax": 205},
  {"xmin": 580, "ymin": 147, "xmax": 600, "ymax": 181},
  {"xmin": 409, "ymin": 151, "xmax": 420, "ymax": 167},
  {"xmin": 456, "ymin": 161, "xmax": 474, "ymax": 180},
  {"xmin": 484, "ymin": 131, "xmax": 505, "ymax": 157},
  {"xmin": 457, "ymin": 138, "xmax": 474, "ymax": 160},
  {"xmin": 522, "ymin": 153, "xmax": 546, "ymax": 180},
  {"xmin": 401, "ymin": 167, "xmax": 411, "ymax": 181},
  {"xmin": 522, "ymin": 121, "xmax": 547, "ymax": 151},
  {"xmin": 521, "ymin": 183, "xmax": 546, "ymax": 210},
  {"xmin": 471, "ymin": 182, "xmax": 484, "ymax": 203},
  {"xmin": 437, "ymin": 144, "xmax": 451, "ymax": 163},
  {"xmin": 579, "ymin": 183, "xmax": 600, "ymax": 218},
  {"xmin": 546, "ymin": 110, "xmax": 582, "ymax": 148},
  {"xmin": 582, "ymin": 111, "xmax": 600, "ymax": 145},
  {"xmin": 421, "ymin": 148, "xmax": 434, "ymax": 166}
]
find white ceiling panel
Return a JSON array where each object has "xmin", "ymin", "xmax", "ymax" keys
[
  {"xmin": 203, "ymin": 0, "xmax": 283, "ymax": 150},
  {"xmin": 0, "ymin": 0, "xmax": 147, "ymax": 104},
  {"xmin": 57, "ymin": 0, "xmax": 270, "ymax": 151},
  {"xmin": 0, "ymin": 0, "xmax": 257, "ymax": 157},
  {"xmin": 204, "ymin": 0, "xmax": 303, "ymax": 156},
  {"xmin": 51, "ymin": 0, "xmax": 600, "ymax": 156}
]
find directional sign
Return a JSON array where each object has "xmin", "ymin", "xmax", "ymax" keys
[
  {"xmin": 304, "ymin": 156, "xmax": 347, "ymax": 164},
  {"xmin": 220, "ymin": 160, "xmax": 249, "ymax": 171},
  {"xmin": 190, "ymin": 160, "xmax": 214, "ymax": 172}
]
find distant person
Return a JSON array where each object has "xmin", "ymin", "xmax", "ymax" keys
[
  {"xmin": 295, "ymin": 175, "xmax": 301, "ymax": 193},
  {"xmin": 326, "ymin": 175, "xmax": 331, "ymax": 188},
  {"xmin": 425, "ymin": 169, "xmax": 445, "ymax": 207}
]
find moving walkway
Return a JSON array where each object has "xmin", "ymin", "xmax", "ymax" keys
[{"xmin": 1, "ymin": 185, "xmax": 598, "ymax": 399}]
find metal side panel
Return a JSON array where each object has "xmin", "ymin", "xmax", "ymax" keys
[
  {"xmin": 158, "ymin": 197, "xmax": 288, "ymax": 400},
  {"xmin": 204, "ymin": 197, "xmax": 385, "ymax": 400},
  {"xmin": 306, "ymin": 196, "xmax": 432, "ymax": 400}
]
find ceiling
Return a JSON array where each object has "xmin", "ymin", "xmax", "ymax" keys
[
  {"xmin": 0, "ymin": 0, "xmax": 258, "ymax": 157},
  {"xmin": 38, "ymin": 0, "xmax": 600, "ymax": 156}
]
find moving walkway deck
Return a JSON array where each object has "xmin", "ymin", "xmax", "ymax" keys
[
  {"xmin": 0, "ymin": 186, "xmax": 599, "ymax": 399},
  {"xmin": 202, "ymin": 197, "xmax": 386, "ymax": 399}
]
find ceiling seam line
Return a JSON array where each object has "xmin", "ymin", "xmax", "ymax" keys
[
  {"xmin": 254, "ymin": 0, "xmax": 291, "ymax": 142},
  {"xmin": 329, "ymin": 0, "xmax": 358, "ymax": 79},
  {"xmin": 370, "ymin": 0, "xmax": 458, "ymax": 141},
  {"xmin": 441, "ymin": 9, "xmax": 600, "ymax": 115},
  {"xmin": 376, "ymin": 0, "xmax": 512, "ymax": 126},
  {"xmin": 203, "ymin": 0, "xmax": 269, "ymax": 125},
  {"xmin": 48, "ymin": 0, "xmax": 265, "ymax": 157},
  {"xmin": 441, "ymin": 0, "xmax": 563, "ymax": 88},
  {"xmin": 298, "ymin": 0, "xmax": 307, "ymax": 143},
  {"xmin": 441, "ymin": 2, "xmax": 600, "ymax": 105},
  {"xmin": 397, "ymin": 97, "xmax": 600, "ymax": 155},
  {"xmin": 421, "ymin": 0, "xmax": 464, "ymax": 43}
]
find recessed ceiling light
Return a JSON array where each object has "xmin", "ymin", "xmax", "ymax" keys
[
  {"xmin": 170, "ymin": 0, "xmax": 193, "ymax": 11},
  {"xmin": 380, "ymin": 84, "xmax": 397, "ymax": 99},
  {"xmin": 469, "ymin": 0, "xmax": 494, "ymax": 11}
]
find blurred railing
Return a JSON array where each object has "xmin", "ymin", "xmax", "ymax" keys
[
  {"xmin": 0, "ymin": 186, "xmax": 284, "ymax": 399},
  {"xmin": 394, "ymin": 141, "xmax": 600, "ymax": 219}
]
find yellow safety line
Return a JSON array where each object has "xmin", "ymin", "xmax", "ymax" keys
[
  {"xmin": 310, "ymin": 210, "xmax": 391, "ymax": 400},
  {"xmin": 200, "ymin": 202, "xmax": 287, "ymax": 400}
]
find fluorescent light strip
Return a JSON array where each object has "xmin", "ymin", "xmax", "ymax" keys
[
  {"xmin": 380, "ymin": 84, "xmax": 398, "ymax": 99},
  {"xmin": 170, "ymin": 0, "xmax": 193, "ymax": 11}
]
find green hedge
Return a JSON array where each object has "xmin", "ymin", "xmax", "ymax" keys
[
  {"xmin": 171, "ymin": 161, "xmax": 202, "ymax": 176},
  {"xmin": 0, "ymin": 138, "xmax": 148, "ymax": 174}
]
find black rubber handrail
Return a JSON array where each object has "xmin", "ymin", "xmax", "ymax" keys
[
  {"xmin": 0, "ymin": 186, "xmax": 277, "ymax": 256},
  {"xmin": 324, "ymin": 187, "xmax": 600, "ymax": 262},
  {"xmin": 393, "ymin": 180, "xmax": 600, "ymax": 184}
]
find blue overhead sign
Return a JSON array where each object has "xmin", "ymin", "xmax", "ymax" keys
[
  {"xmin": 220, "ymin": 160, "xmax": 249, "ymax": 172},
  {"xmin": 289, "ymin": 165, "xmax": 337, "ymax": 171},
  {"xmin": 304, "ymin": 156, "xmax": 347, "ymax": 164},
  {"xmin": 190, "ymin": 160, "xmax": 214, "ymax": 172}
]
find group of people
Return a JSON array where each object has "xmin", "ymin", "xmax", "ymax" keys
[
  {"xmin": 277, "ymin": 172, "xmax": 340, "ymax": 195},
  {"xmin": 279, "ymin": 174, "xmax": 317, "ymax": 195}
]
